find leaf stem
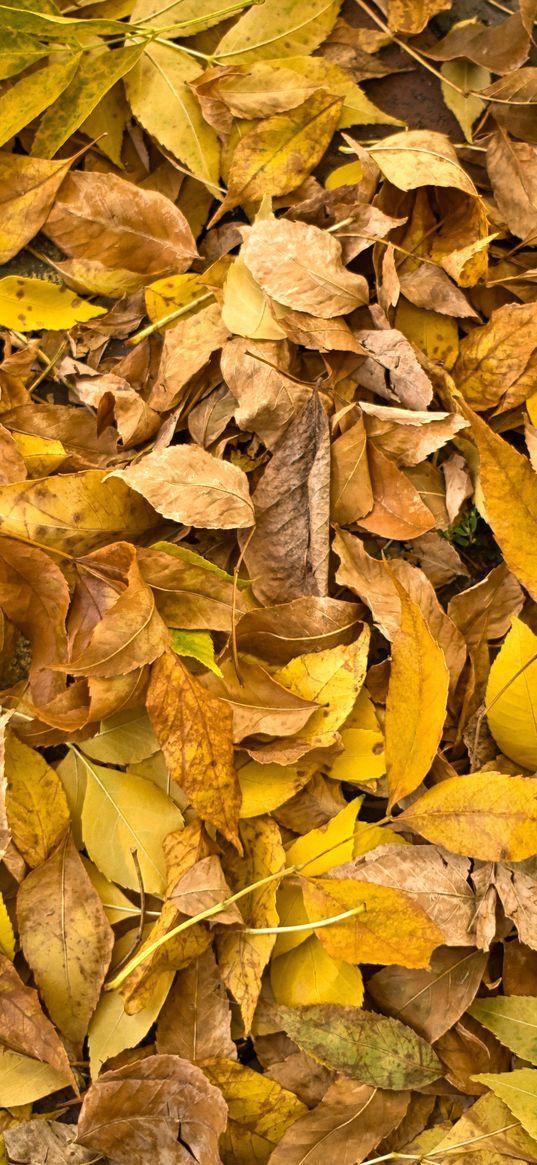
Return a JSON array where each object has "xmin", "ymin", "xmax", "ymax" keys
[
  {"xmin": 127, "ymin": 292, "xmax": 214, "ymax": 345},
  {"xmin": 105, "ymin": 814, "xmax": 393, "ymax": 989},
  {"xmin": 243, "ymin": 904, "xmax": 366, "ymax": 934}
]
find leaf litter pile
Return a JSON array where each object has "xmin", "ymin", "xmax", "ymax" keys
[{"xmin": 6, "ymin": 0, "xmax": 537, "ymax": 1161}]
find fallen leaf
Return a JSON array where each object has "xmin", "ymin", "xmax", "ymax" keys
[
  {"xmin": 156, "ymin": 948, "xmax": 236, "ymax": 1062},
  {"xmin": 147, "ymin": 651, "xmax": 241, "ymax": 850},
  {"xmin": 369, "ymin": 129, "xmax": 478, "ymax": 195},
  {"xmin": 267, "ymin": 1079, "xmax": 409, "ymax": 1165},
  {"xmin": 77, "ymin": 1053, "xmax": 228, "ymax": 1164},
  {"xmin": 202, "ymin": 1058, "xmax": 307, "ymax": 1165},
  {"xmin": 0, "ymin": 276, "xmax": 104, "ymax": 331},
  {"xmin": 5, "ymin": 732, "xmax": 69, "ymax": 867},
  {"xmin": 368, "ymin": 947, "xmax": 487, "ymax": 1042},
  {"xmin": 387, "ymin": 0, "xmax": 451, "ymax": 34},
  {"xmin": 111, "ymin": 445, "xmax": 254, "ymax": 530},
  {"xmin": 45, "ymin": 171, "xmax": 197, "ymax": 275},
  {"xmin": 474, "ymin": 1069, "xmax": 537, "ymax": 1141},
  {"xmin": 271, "ymin": 935, "xmax": 365, "ymax": 1008},
  {"xmin": 399, "ymin": 772, "xmax": 537, "ymax": 861},
  {"xmin": 455, "ymin": 302, "xmax": 537, "ymax": 409},
  {"xmin": 0, "ymin": 954, "xmax": 75, "ymax": 1086},
  {"xmin": 277, "ymin": 1004, "xmax": 443, "ymax": 1089},
  {"xmin": 384, "ymin": 575, "xmax": 449, "ymax": 808},
  {"xmin": 469, "ymin": 996, "xmax": 537, "ymax": 1065},
  {"xmin": 218, "ymin": 816, "xmax": 285, "ymax": 1032},
  {"xmin": 213, "ymin": 92, "xmax": 343, "ymax": 222},
  {"xmin": 242, "ymin": 391, "xmax": 330, "ymax": 604},
  {"xmin": 17, "ymin": 834, "xmax": 114, "ymax": 1051},
  {"xmin": 301, "ymin": 876, "xmax": 443, "ymax": 967},
  {"xmin": 214, "ymin": 0, "xmax": 342, "ymax": 64},
  {"xmin": 486, "ymin": 617, "xmax": 537, "ymax": 771},
  {"xmin": 241, "ymin": 217, "xmax": 368, "ymax": 318}
]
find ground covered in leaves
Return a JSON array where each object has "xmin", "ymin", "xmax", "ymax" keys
[{"xmin": 2, "ymin": 0, "xmax": 537, "ymax": 1161}]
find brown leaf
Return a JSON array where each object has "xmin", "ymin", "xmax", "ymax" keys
[
  {"xmin": 65, "ymin": 544, "xmax": 169, "ymax": 678},
  {"xmin": 426, "ymin": 13, "xmax": 529, "ymax": 74},
  {"xmin": 137, "ymin": 546, "xmax": 248, "ymax": 636},
  {"xmin": 337, "ymin": 843, "xmax": 479, "ymax": 947},
  {"xmin": 148, "ymin": 304, "xmax": 230, "ymax": 413},
  {"xmin": 448, "ymin": 563, "xmax": 524, "ymax": 651},
  {"xmin": 268, "ymin": 1079, "xmax": 409, "ymax": 1165},
  {"xmin": 234, "ymin": 595, "xmax": 364, "ymax": 664},
  {"xmin": 242, "ymin": 391, "xmax": 330, "ymax": 605},
  {"xmin": 0, "ymin": 954, "xmax": 75, "ymax": 1086},
  {"xmin": 0, "ymin": 537, "xmax": 69, "ymax": 703},
  {"xmin": 0, "ymin": 422, "xmax": 27, "ymax": 484},
  {"xmin": 399, "ymin": 263, "xmax": 477, "ymax": 317},
  {"xmin": 221, "ymin": 337, "xmax": 310, "ymax": 450},
  {"xmin": 147, "ymin": 651, "xmax": 241, "ymax": 850},
  {"xmin": 17, "ymin": 834, "xmax": 114, "ymax": 1052},
  {"xmin": 330, "ymin": 413, "xmax": 373, "ymax": 525},
  {"xmin": 45, "ymin": 171, "xmax": 197, "ymax": 275},
  {"xmin": 357, "ymin": 444, "xmax": 436, "ymax": 540},
  {"xmin": 355, "ymin": 328, "xmax": 433, "ymax": 409},
  {"xmin": 170, "ymin": 854, "xmax": 242, "ymax": 924},
  {"xmin": 487, "ymin": 131, "xmax": 537, "ymax": 241},
  {"xmin": 111, "ymin": 445, "xmax": 253, "ymax": 531},
  {"xmin": 156, "ymin": 949, "xmax": 236, "ymax": 1063},
  {"xmin": 368, "ymin": 947, "xmax": 487, "ymax": 1043},
  {"xmin": 4, "ymin": 1121, "xmax": 99, "ymax": 1165},
  {"xmin": 76, "ymin": 1053, "xmax": 227, "ymax": 1165},
  {"xmin": 217, "ymin": 816, "xmax": 284, "ymax": 1033},
  {"xmin": 203, "ymin": 656, "xmax": 318, "ymax": 741},
  {"xmin": 387, "ymin": 0, "xmax": 451, "ymax": 34},
  {"xmin": 212, "ymin": 91, "xmax": 343, "ymax": 223},
  {"xmin": 361, "ymin": 402, "xmax": 468, "ymax": 467},
  {"xmin": 241, "ymin": 217, "xmax": 368, "ymax": 318}
]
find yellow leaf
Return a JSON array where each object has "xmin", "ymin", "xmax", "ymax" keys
[
  {"xmin": 486, "ymin": 617, "xmax": 537, "ymax": 771},
  {"xmin": 32, "ymin": 43, "xmax": 144, "ymax": 158},
  {"xmin": 11, "ymin": 432, "xmax": 67, "ymax": 477},
  {"xmin": 0, "ymin": 54, "xmax": 80, "ymax": 149},
  {"xmin": 0, "ymin": 470, "xmax": 157, "ymax": 555},
  {"xmin": 0, "ymin": 153, "xmax": 72, "ymax": 264},
  {"xmin": 302, "ymin": 878, "xmax": 443, "ymax": 968},
  {"xmin": 81, "ymin": 857, "xmax": 140, "ymax": 926},
  {"xmin": 271, "ymin": 935, "xmax": 364, "ymax": 1007},
  {"xmin": 399, "ymin": 772, "xmax": 537, "ymax": 861},
  {"xmin": 0, "ymin": 1048, "xmax": 68, "ymax": 1107},
  {"xmin": 462, "ymin": 403, "xmax": 537, "ymax": 601},
  {"xmin": 441, "ymin": 60, "xmax": 490, "ymax": 143},
  {"xmin": 273, "ymin": 881, "xmax": 313, "ymax": 956},
  {"xmin": 202, "ymin": 1059, "xmax": 307, "ymax": 1165},
  {"xmin": 213, "ymin": 91, "xmax": 343, "ymax": 222},
  {"xmin": 0, "ymin": 894, "xmax": 14, "ymax": 961},
  {"xmin": 279, "ymin": 56, "xmax": 402, "ymax": 129},
  {"xmin": 80, "ymin": 753, "xmax": 184, "ymax": 896},
  {"xmin": 387, "ymin": 0, "xmax": 451, "ymax": 34},
  {"xmin": 284, "ymin": 798, "xmax": 362, "ymax": 878},
  {"xmin": 125, "ymin": 42, "xmax": 220, "ymax": 188},
  {"xmin": 147, "ymin": 651, "xmax": 241, "ymax": 851},
  {"xmin": 145, "ymin": 272, "xmax": 213, "ymax": 327},
  {"xmin": 56, "ymin": 750, "xmax": 86, "ymax": 850},
  {"xmin": 325, "ymin": 160, "xmax": 363, "ymax": 190},
  {"xmin": 218, "ymin": 817, "xmax": 284, "ymax": 1033},
  {"xmin": 328, "ymin": 688, "xmax": 385, "ymax": 785},
  {"xmin": 395, "ymin": 299, "xmax": 459, "ymax": 370},
  {"xmin": 222, "ymin": 255, "xmax": 287, "ymax": 340},
  {"xmin": 0, "ymin": 276, "xmax": 104, "ymax": 332},
  {"xmin": 17, "ymin": 834, "xmax": 114, "ymax": 1050},
  {"xmin": 88, "ymin": 928, "xmax": 173, "ymax": 1079},
  {"xmin": 385, "ymin": 576, "xmax": 449, "ymax": 810},
  {"xmin": 274, "ymin": 629, "xmax": 370, "ymax": 750},
  {"xmin": 5, "ymin": 733, "xmax": 69, "ymax": 867},
  {"xmin": 237, "ymin": 755, "xmax": 312, "ymax": 818},
  {"xmin": 214, "ymin": 0, "xmax": 342, "ymax": 63}
]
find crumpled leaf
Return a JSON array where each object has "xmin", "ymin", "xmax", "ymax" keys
[{"xmin": 77, "ymin": 1053, "xmax": 228, "ymax": 1165}]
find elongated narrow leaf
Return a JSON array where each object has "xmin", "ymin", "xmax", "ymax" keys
[{"xmin": 385, "ymin": 576, "xmax": 449, "ymax": 809}]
